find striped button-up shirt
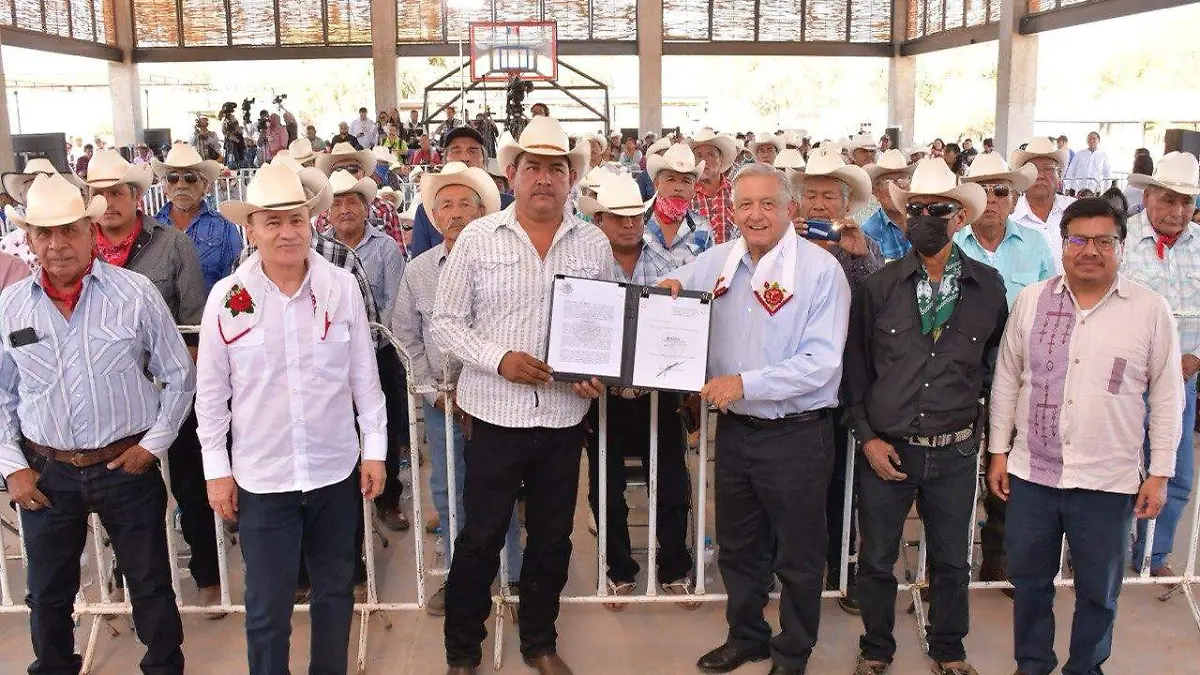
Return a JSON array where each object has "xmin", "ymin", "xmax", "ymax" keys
[
  {"xmin": 1121, "ymin": 210, "xmax": 1200, "ymax": 358},
  {"xmin": 155, "ymin": 199, "xmax": 244, "ymax": 295},
  {"xmin": 432, "ymin": 204, "xmax": 614, "ymax": 428},
  {"xmin": 0, "ymin": 261, "xmax": 195, "ymax": 477},
  {"xmin": 338, "ymin": 221, "xmax": 406, "ymax": 321},
  {"xmin": 613, "ymin": 236, "xmax": 681, "ymax": 286},
  {"xmin": 644, "ymin": 202, "xmax": 715, "ymax": 266},
  {"xmin": 392, "ymin": 244, "xmax": 458, "ymax": 405},
  {"xmin": 692, "ymin": 176, "xmax": 737, "ymax": 245},
  {"xmin": 316, "ymin": 197, "xmax": 407, "ymax": 258}
]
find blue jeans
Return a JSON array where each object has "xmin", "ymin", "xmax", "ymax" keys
[
  {"xmin": 1134, "ymin": 375, "xmax": 1196, "ymax": 570},
  {"xmin": 239, "ymin": 472, "xmax": 359, "ymax": 675},
  {"xmin": 425, "ymin": 400, "xmax": 522, "ymax": 579},
  {"xmin": 1007, "ymin": 476, "xmax": 1134, "ymax": 675},
  {"xmin": 20, "ymin": 452, "xmax": 183, "ymax": 675}
]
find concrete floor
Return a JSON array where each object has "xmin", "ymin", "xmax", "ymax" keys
[{"xmin": 2, "ymin": 450, "xmax": 1200, "ymax": 675}]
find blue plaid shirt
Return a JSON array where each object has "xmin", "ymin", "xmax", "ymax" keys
[
  {"xmin": 1121, "ymin": 210, "xmax": 1200, "ymax": 357},
  {"xmin": 644, "ymin": 201, "xmax": 715, "ymax": 266},
  {"xmin": 861, "ymin": 207, "xmax": 911, "ymax": 262},
  {"xmin": 155, "ymin": 200, "xmax": 244, "ymax": 295},
  {"xmin": 612, "ymin": 236, "xmax": 681, "ymax": 285}
]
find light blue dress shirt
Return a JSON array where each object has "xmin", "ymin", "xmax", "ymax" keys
[
  {"xmin": 668, "ymin": 237, "xmax": 851, "ymax": 419},
  {"xmin": 954, "ymin": 218, "xmax": 1056, "ymax": 307},
  {"xmin": 344, "ymin": 221, "xmax": 406, "ymax": 321}
]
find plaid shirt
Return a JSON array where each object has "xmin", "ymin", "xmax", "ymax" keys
[
  {"xmin": 315, "ymin": 197, "xmax": 407, "ymax": 258},
  {"xmin": 612, "ymin": 236, "xmax": 681, "ymax": 285},
  {"xmin": 692, "ymin": 176, "xmax": 737, "ymax": 244},
  {"xmin": 1120, "ymin": 210, "xmax": 1200, "ymax": 357},
  {"xmin": 644, "ymin": 202, "xmax": 715, "ymax": 266}
]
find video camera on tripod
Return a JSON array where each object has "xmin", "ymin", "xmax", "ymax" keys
[{"xmin": 505, "ymin": 74, "xmax": 534, "ymax": 138}]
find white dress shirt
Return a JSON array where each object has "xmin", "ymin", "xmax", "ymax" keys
[
  {"xmin": 349, "ymin": 118, "xmax": 378, "ymax": 150},
  {"xmin": 1012, "ymin": 193, "xmax": 1076, "ymax": 274},
  {"xmin": 432, "ymin": 203, "xmax": 614, "ymax": 429},
  {"xmin": 1063, "ymin": 147, "xmax": 1112, "ymax": 192},
  {"xmin": 196, "ymin": 251, "xmax": 386, "ymax": 494}
]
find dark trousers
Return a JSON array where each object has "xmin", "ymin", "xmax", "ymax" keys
[
  {"xmin": 375, "ymin": 344, "xmax": 409, "ymax": 511},
  {"xmin": 21, "ymin": 453, "xmax": 183, "ymax": 675},
  {"xmin": 825, "ymin": 414, "xmax": 856, "ymax": 586},
  {"xmin": 584, "ymin": 393, "xmax": 693, "ymax": 585},
  {"xmin": 857, "ymin": 439, "xmax": 977, "ymax": 664},
  {"xmin": 445, "ymin": 421, "xmax": 585, "ymax": 668},
  {"xmin": 1007, "ymin": 476, "xmax": 1134, "ymax": 675},
  {"xmin": 239, "ymin": 472, "xmax": 359, "ymax": 675},
  {"xmin": 980, "ymin": 461, "xmax": 1009, "ymax": 576},
  {"xmin": 715, "ymin": 412, "xmax": 834, "ymax": 672},
  {"xmin": 165, "ymin": 410, "xmax": 220, "ymax": 588}
]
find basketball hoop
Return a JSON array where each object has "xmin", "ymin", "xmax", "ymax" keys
[{"xmin": 469, "ymin": 22, "xmax": 559, "ymax": 83}]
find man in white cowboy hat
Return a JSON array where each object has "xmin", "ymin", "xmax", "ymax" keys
[
  {"xmin": 391, "ymin": 162, "xmax": 523, "ymax": 616},
  {"xmin": 0, "ymin": 173, "xmax": 194, "ymax": 675},
  {"xmin": 86, "ymin": 149, "xmax": 228, "ymax": 615},
  {"xmin": 645, "ymin": 143, "xmax": 716, "ymax": 265},
  {"xmin": 844, "ymin": 158, "xmax": 1006, "ymax": 675},
  {"xmin": 657, "ymin": 163, "xmax": 851, "ymax": 675},
  {"xmin": 988, "ymin": 197, "xmax": 1181, "ymax": 675},
  {"xmin": 152, "ymin": 142, "xmax": 244, "ymax": 293},
  {"xmin": 286, "ymin": 136, "xmax": 318, "ymax": 166},
  {"xmin": 0, "ymin": 157, "xmax": 89, "ymax": 269},
  {"xmin": 409, "ymin": 126, "xmax": 516, "ymax": 258},
  {"xmin": 577, "ymin": 174, "xmax": 696, "ymax": 612},
  {"xmin": 690, "ymin": 128, "xmax": 740, "ymax": 244},
  {"xmin": 1120, "ymin": 151, "xmax": 1200, "ymax": 580},
  {"xmin": 636, "ymin": 135, "xmax": 675, "ymax": 200},
  {"xmin": 847, "ymin": 133, "xmax": 879, "ymax": 168},
  {"xmin": 315, "ymin": 141, "xmax": 406, "ymax": 255},
  {"xmin": 861, "ymin": 149, "xmax": 917, "ymax": 261},
  {"xmin": 196, "ymin": 162, "xmax": 388, "ymax": 675},
  {"xmin": 1010, "ymin": 136, "xmax": 1076, "ymax": 272},
  {"xmin": 749, "ymin": 131, "xmax": 785, "ymax": 166},
  {"xmin": 432, "ymin": 115, "xmax": 605, "ymax": 675}
]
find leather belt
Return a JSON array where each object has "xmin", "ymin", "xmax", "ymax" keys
[
  {"xmin": 896, "ymin": 425, "xmax": 974, "ymax": 449},
  {"xmin": 21, "ymin": 434, "xmax": 142, "ymax": 468},
  {"xmin": 725, "ymin": 408, "xmax": 831, "ymax": 430}
]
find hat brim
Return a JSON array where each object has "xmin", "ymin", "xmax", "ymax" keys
[
  {"xmin": 888, "ymin": 181, "xmax": 987, "ymax": 225},
  {"xmin": 86, "ymin": 164, "xmax": 154, "ymax": 194},
  {"xmin": 749, "ymin": 138, "xmax": 785, "ymax": 155},
  {"xmin": 151, "ymin": 158, "xmax": 222, "ymax": 183},
  {"xmin": 690, "ymin": 135, "xmax": 738, "ymax": 174},
  {"xmin": 1009, "ymin": 147, "xmax": 1070, "ymax": 174},
  {"xmin": 496, "ymin": 143, "xmax": 590, "ymax": 184},
  {"xmin": 331, "ymin": 176, "xmax": 380, "ymax": 205},
  {"xmin": 420, "ymin": 168, "xmax": 503, "ymax": 221},
  {"xmin": 791, "ymin": 165, "xmax": 873, "ymax": 213},
  {"xmin": 8, "ymin": 194, "xmax": 107, "ymax": 230},
  {"xmin": 315, "ymin": 149, "xmax": 378, "ymax": 177},
  {"xmin": 646, "ymin": 154, "xmax": 705, "ymax": 182},
  {"xmin": 219, "ymin": 168, "xmax": 332, "ymax": 227},
  {"xmin": 579, "ymin": 196, "xmax": 649, "ymax": 219},
  {"xmin": 1127, "ymin": 173, "xmax": 1200, "ymax": 196},
  {"xmin": 864, "ymin": 162, "xmax": 917, "ymax": 182},
  {"xmin": 962, "ymin": 162, "xmax": 1037, "ymax": 193},
  {"xmin": 2, "ymin": 171, "xmax": 86, "ymax": 206}
]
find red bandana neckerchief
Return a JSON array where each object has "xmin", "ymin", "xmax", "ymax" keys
[
  {"xmin": 1156, "ymin": 232, "xmax": 1181, "ymax": 259},
  {"xmin": 654, "ymin": 196, "xmax": 691, "ymax": 225},
  {"xmin": 95, "ymin": 218, "xmax": 143, "ymax": 268},
  {"xmin": 41, "ymin": 260, "xmax": 94, "ymax": 312}
]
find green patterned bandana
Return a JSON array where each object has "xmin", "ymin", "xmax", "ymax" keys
[{"xmin": 916, "ymin": 247, "xmax": 962, "ymax": 341}]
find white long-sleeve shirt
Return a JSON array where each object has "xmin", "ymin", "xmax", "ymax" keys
[
  {"xmin": 196, "ymin": 251, "xmax": 386, "ymax": 494},
  {"xmin": 1063, "ymin": 147, "xmax": 1112, "ymax": 192},
  {"xmin": 349, "ymin": 118, "xmax": 378, "ymax": 151},
  {"xmin": 989, "ymin": 275, "xmax": 1183, "ymax": 494}
]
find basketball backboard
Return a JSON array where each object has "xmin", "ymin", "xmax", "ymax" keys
[{"xmin": 469, "ymin": 22, "xmax": 558, "ymax": 83}]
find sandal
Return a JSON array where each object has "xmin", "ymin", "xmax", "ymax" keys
[
  {"xmin": 931, "ymin": 662, "xmax": 979, "ymax": 675},
  {"xmin": 602, "ymin": 580, "xmax": 634, "ymax": 612},
  {"xmin": 660, "ymin": 578, "xmax": 701, "ymax": 610},
  {"xmin": 852, "ymin": 655, "xmax": 890, "ymax": 675}
]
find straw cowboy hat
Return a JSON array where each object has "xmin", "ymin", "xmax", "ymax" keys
[
  {"xmin": 399, "ymin": 200, "xmax": 419, "ymax": 223},
  {"xmin": 689, "ymin": 128, "xmax": 738, "ymax": 174},
  {"xmin": 773, "ymin": 149, "xmax": 806, "ymax": 172},
  {"xmin": 5, "ymin": 173, "xmax": 106, "ymax": 229},
  {"xmin": 484, "ymin": 158, "xmax": 506, "ymax": 179},
  {"xmin": 578, "ymin": 174, "xmax": 651, "ymax": 220},
  {"xmin": 1128, "ymin": 151, "xmax": 1200, "ymax": 196},
  {"xmin": 371, "ymin": 146, "xmax": 397, "ymax": 166},
  {"xmin": 647, "ymin": 143, "xmax": 706, "ymax": 181},
  {"xmin": 864, "ymin": 149, "xmax": 917, "ymax": 182},
  {"xmin": 83, "ymin": 149, "xmax": 154, "ymax": 192},
  {"xmin": 419, "ymin": 162, "xmax": 502, "ymax": 217},
  {"xmin": 790, "ymin": 146, "xmax": 873, "ymax": 212},
  {"xmin": 582, "ymin": 165, "xmax": 622, "ymax": 192},
  {"xmin": 219, "ymin": 161, "xmax": 332, "ymax": 227},
  {"xmin": 315, "ymin": 142, "xmax": 377, "ymax": 177},
  {"xmin": 377, "ymin": 185, "xmax": 397, "ymax": 200},
  {"xmin": 2, "ymin": 157, "xmax": 86, "ymax": 206},
  {"xmin": 646, "ymin": 137, "xmax": 673, "ymax": 156},
  {"xmin": 272, "ymin": 154, "xmax": 335, "ymax": 216},
  {"xmin": 888, "ymin": 157, "xmax": 987, "ymax": 224},
  {"xmin": 962, "ymin": 153, "xmax": 1037, "ymax": 192},
  {"xmin": 496, "ymin": 116, "xmax": 591, "ymax": 177},
  {"xmin": 1009, "ymin": 136, "xmax": 1070, "ymax": 171},
  {"xmin": 287, "ymin": 137, "xmax": 317, "ymax": 165},
  {"xmin": 749, "ymin": 132, "xmax": 785, "ymax": 156},
  {"xmin": 848, "ymin": 133, "xmax": 878, "ymax": 152},
  {"xmin": 328, "ymin": 169, "xmax": 379, "ymax": 204},
  {"xmin": 152, "ymin": 142, "xmax": 223, "ymax": 182}
]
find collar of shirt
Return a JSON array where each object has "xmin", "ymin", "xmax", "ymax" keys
[
  {"xmin": 893, "ymin": 245, "xmax": 979, "ymax": 283},
  {"xmin": 645, "ymin": 209, "xmax": 698, "ymax": 248},
  {"xmin": 1053, "ymin": 273, "xmax": 1128, "ymax": 308},
  {"xmin": 479, "ymin": 202, "xmax": 587, "ymax": 244},
  {"xmin": 695, "ymin": 176, "xmax": 732, "ymax": 198},
  {"xmin": 32, "ymin": 257, "xmax": 113, "ymax": 299},
  {"xmin": 961, "ymin": 218, "xmax": 1030, "ymax": 249},
  {"xmin": 1131, "ymin": 209, "xmax": 1200, "ymax": 245},
  {"xmin": 1013, "ymin": 193, "xmax": 1072, "ymax": 226},
  {"xmin": 154, "ymin": 197, "xmax": 217, "ymax": 229},
  {"xmin": 346, "ymin": 222, "xmax": 390, "ymax": 251}
]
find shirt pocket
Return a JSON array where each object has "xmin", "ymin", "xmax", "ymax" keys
[
  {"xmin": 313, "ymin": 321, "xmax": 352, "ymax": 381},
  {"xmin": 1010, "ymin": 270, "xmax": 1041, "ymax": 292},
  {"xmin": 1090, "ymin": 341, "xmax": 1146, "ymax": 396},
  {"xmin": 564, "ymin": 253, "xmax": 601, "ymax": 279},
  {"xmin": 9, "ymin": 339, "xmax": 58, "ymax": 394},
  {"xmin": 478, "ymin": 252, "xmax": 521, "ymax": 296},
  {"xmin": 874, "ymin": 316, "xmax": 917, "ymax": 368},
  {"xmin": 87, "ymin": 324, "xmax": 140, "ymax": 378},
  {"xmin": 228, "ymin": 330, "xmax": 266, "ymax": 385}
]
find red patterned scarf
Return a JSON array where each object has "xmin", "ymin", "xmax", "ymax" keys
[
  {"xmin": 654, "ymin": 196, "xmax": 691, "ymax": 225},
  {"xmin": 95, "ymin": 218, "xmax": 143, "ymax": 268},
  {"xmin": 41, "ymin": 261, "xmax": 94, "ymax": 312},
  {"xmin": 1156, "ymin": 232, "xmax": 1181, "ymax": 259}
]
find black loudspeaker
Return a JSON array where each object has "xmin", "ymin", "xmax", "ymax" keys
[
  {"xmin": 1164, "ymin": 129, "xmax": 1200, "ymax": 156},
  {"xmin": 884, "ymin": 127, "xmax": 901, "ymax": 149},
  {"xmin": 12, "ymin": 133, "xmax": 69, "ymax": 172},
  {"xmin": 143, "ymin": 128, "xmax": 173, "ymax": 157}
]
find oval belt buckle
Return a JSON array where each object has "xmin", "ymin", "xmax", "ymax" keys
[{"xmin": 70, "ymin": 453, "xmax": 84, "ymax": 468}]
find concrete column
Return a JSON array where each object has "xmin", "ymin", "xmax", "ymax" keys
[
  {"xmin": 371, "ymin": 0, "xmax": 398, "ymax": 116},
  {"xmin": 995, "ymin": 0, "xmax": 1037, "ymax": 157},
  {"xmin": 0, "ymin": 32, "xmax": 14, "ymax": 173},
  {"xmin": 109, "ymin": 0, "xmax": 143, "ymax": 147},
  {"xmin": 887, "ymin": 0, "xmax": 915, "ymax": 150},
  {"xmin": 637, "ymin": 0, "xmax": 663, "ymax": 135}
]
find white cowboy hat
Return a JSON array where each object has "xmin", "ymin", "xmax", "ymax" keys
[
  {"xmin": 400, "ymin": 200, "xmax": 419, "ymax": 222},
  {"xmin": 773, "ymin": 148, "xmax": 807, "ymax": 171},
  {"xmin": 219, "ymin": 161, "xmax": 331, "ymax": 227},
  {"xmin": 848, "ymin": 133, "xmax": 878, "ymax": 152},
  {"xmin": 863, "ymin": 149, "xmax": 917, "ymax": 182},
  {"xmin": 83, "ymin": 149, "xmax": 154, "ymax": 192},
  {"xmin": 328, "ymin": 169, "xmax": 378, "ymax": 204},
  {"xmin": 1009, "ymin": 136, "xmax": 1070, "ymax": 172},
  {"xmin": 646, "ymin": 137, "xmax": 673, "ymax": 156},
  {"xmin": 377, "ymin": 186, "xmax": 397, "ymax": 199},
  {"xmin": 371, "ymin": 145, "xmax": 397, "ymax": 166},
  {"xmin": 1128, "ymin": 151, "xmax": 1200, "ymax": 197},
  {"xmin": 496, "ymin": 116, "xmax": 590, "ymax": 179},
  {"xmin": 749, "ymin": 132, "xmax": 785, "ymax": 156},
  {"xmin": 420, "ymin": 161, "xmax": 502, "ymax": 218},
  {"xmin": 484, "ymin": 158, "xmax": 506, "ymax": 179},
  {"xmin": 647, "ymin": 143, "xmax": 706, "ymax": 181},
  {"xmin": 2, "ymin": 157, "xmax": 86, "ymax": 205},
  {"xmin": 689, "ymin": 129, "xmax": 738, "ymax": 174},
  {"xmin": 578, "ymin": 174, "xmax": 651, "ymax": 219},
  {"xmin": 582, "ymin": 165, "xmax": 622, "ymax": 191},
  {"xmin": 272, "ymin": 154, "xmax": 335, "ymax": 216},
  {"xmin": 888, "ymin": 157, "xmax": 987, "ymax": 224},
  {"xmin": 151, "ymin": 142, "xmax": 222, "ymax": 182},
  {"xmin": 962, "ymin": 153, "xmax": 1037, "ymax": 192},
  {"xmin": 790, "ymin": 146, "xmax": 873, "ymax": 212},
  {"xmin": 315, "ymin": 142, "xmax": 378, "ymax": 177},
  {"xmin": 5, "ymin": 173, "xmax": 106, "ymax": 229},
  {"xmin": 287, "ymin": 137, "xmax": 317, "ymax": 165}
]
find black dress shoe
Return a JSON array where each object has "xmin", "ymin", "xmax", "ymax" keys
[
  {"xmin": 767, "ymin": 664, "xmax": 803, "ymax": 675},
  {"xmin": 696, "ymin": 643, "xmax": 770, "ymax": 674},
  {"xmin": 445, "ymin": 667, "xmax": 477, "ymax": 675}
]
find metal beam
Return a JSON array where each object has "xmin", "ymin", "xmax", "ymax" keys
[
  {"xmin": 133, "ymin": 45, "xmax": 372, "ymax": 62},
  {"xmin": 663, "ymin": 40, "xmax": 893, "ymax": 57},
  {"xmin": 0, "ymin": 26, "xmax": 122, "ymax": 60},
  {"xmin": 396, "ymin": 40, "xmax": 637, "ymax": 57},
  {"xmin": 899, "ymin": 23, "xmax": 997, "ymax": 56},
  {"xmin": 1020, "ymin": 0, "xmax": 1196, "ymax": 34}
]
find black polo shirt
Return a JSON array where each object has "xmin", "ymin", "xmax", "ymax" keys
[{"xmin": 844, "ymin": 245, "xmax": 1008, "ymax": 442}]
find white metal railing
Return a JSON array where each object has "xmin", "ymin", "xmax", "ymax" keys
[{"xmin": 140, "ymin": 171, "xmax": 421, "ymax": 218}]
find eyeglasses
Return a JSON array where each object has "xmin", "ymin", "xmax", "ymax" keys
[
  {"xmin": 1034, "ymin": 165, "xmax": 1060, "ymax": 177},
  {"xmin": 1064, "ymin": 234, "xmax": 1120, "ymax": 252},
  {"xmin": 979, "ymin": 184, "xmax": 1012, "ymax": 197},
  {"xmin": 904, "ymin": 201, "xmax": 960, "ymax": 218},
  {"xmin": 334, "ymin": 164, "xmax": 363, "ymax": 175},
  {"xmin": 165, "ymin": 172, "xmax": 200, "ymax": 185}
]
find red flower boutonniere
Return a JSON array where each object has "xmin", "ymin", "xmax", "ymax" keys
[
  {"xmin": 754, "ymin": 281, "xmax": 793, "ymax": 316},
  {"xmin": 225, "ymin": 284, "xmax": 255, "ymax": 317}
]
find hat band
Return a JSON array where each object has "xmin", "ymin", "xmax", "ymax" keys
[
  {"xmin": 258, "ymin": 198, "xmax": 309, "ymax": 209},
  {"xmin": 525, "ymin": 143, "xmax": 567, "ymax": 153},
  {"xmin": 605, "ymin": 203, "xmax": 644, "ymax": 210}
]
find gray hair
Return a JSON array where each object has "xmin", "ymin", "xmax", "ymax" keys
[
  {"xmin": 731, "ymin": 163, "xmax": 791, "ymax": 204},
  {"xmin": 794, "ymin": 175, "xmax": 851, "ymax": 208}
]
